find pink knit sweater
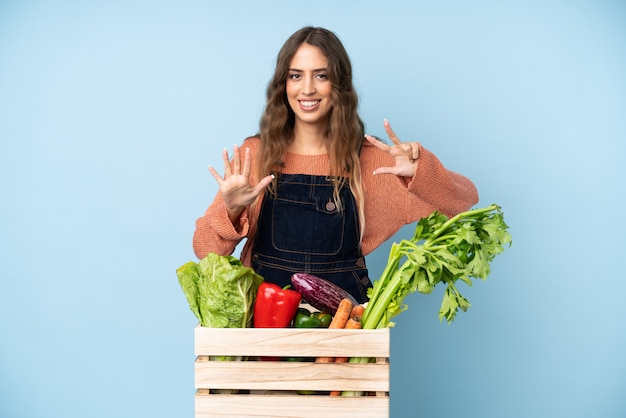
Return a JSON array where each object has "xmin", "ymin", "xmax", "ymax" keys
[{"xmin": 193, "ymin": 136, "xmax": 479, "ymax": 265}]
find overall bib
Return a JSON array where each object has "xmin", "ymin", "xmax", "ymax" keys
[{"xmin": 251, "ymin": 174, "xmax": 371, "ymax": 303}]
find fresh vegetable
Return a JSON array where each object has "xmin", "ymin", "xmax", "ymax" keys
[
  {"xmin": 313, "ymin": 312, "xmax": 333, "ymax": 328},
  {"xmin": 177, "ymin": 252, "xmax": 263, "ymax": 371},
  {"xmin": 291, "ymin": 273, "xmax": 358, "ymax": 315},
  {"xmin": 315, "ymin": 298, "xmax": 354, "ymax": 364},
  {"xmin": 361, "ymin": 204, "xmax": 511, "ymax": 328},
  {"xmin": 294, "ymin": 308, "xmax": 325, "ymax": 328},
  {"xmin": 341, "ymin": 204, "xmax": 511, "ymax": 397},
  {"xmin": 349, "ymin": 304, "xmax": 365, "ymax": 322},
  {"xmin": 176, "ymin": 253, "xmax": 263, "ymax": 329},
  {"xmin": 332, "ymin": 312, "xmax": 363, "ymax": 361},
  {"xmin": 253, "ymin": 283, "xmax": 301, "ymax": 328},
  {"xmin": 330, "ymin": 305, "xmax": 364, "ymax": 396},
  {"xmin": 327, "ymin": 298, "xmax": 354, "ymax": 329},
  {"xmin": 344, "ymin": 318, "xmax": 362, "ymax": 329},
  {"xmin": 294, "ymin": 307, "xmax": 320, "ymax": 328}
]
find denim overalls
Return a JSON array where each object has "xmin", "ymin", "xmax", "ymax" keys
[{"xmin": 251, "ymin": 174, "xmax": 371, "ymax": 303}]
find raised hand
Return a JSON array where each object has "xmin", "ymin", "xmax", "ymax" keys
[
  {"xmin": 365, "ymin": 119, "xmax": 420, "ymax": 177},
  {"xmin": 208, "ymin": 145, "xmax": 273, "ymax": 222}
]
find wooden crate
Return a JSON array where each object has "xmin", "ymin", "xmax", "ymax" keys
[{"xmin": 194, "ymin": 326, "xmax": 390, "ymax": 418}]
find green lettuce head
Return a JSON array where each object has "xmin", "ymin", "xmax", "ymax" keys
[{"xmin": 176, "ymin": 253, "xmax": 264, "ymax": 328}]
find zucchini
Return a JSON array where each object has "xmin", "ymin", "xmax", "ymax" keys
[{"xmin": 290, "ymin": 273, "xmax": 358, "ymax": 316}]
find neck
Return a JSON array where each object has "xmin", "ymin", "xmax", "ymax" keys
[{"xmin": 289, "ymin": 123, "xmax": 327, "ymax": 155}]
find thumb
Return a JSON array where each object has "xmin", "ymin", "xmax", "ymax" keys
[{"xmin": 252, "ymin": 173, "xmax": 275, "ymax": 194}]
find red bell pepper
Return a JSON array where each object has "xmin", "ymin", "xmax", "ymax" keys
[{"xmin": 253, "ymin": 283, "xmax": 302, "ymax": 328}]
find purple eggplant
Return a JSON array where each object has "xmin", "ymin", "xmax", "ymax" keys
[{"xmin": 291, "ymin": 273, "xmax": 358, "ymax": 315}]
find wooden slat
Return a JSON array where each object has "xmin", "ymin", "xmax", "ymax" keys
[
  {"xmin": 195, "ymin": 393, "xmax": 389, "ymax": 418},
  {"xmin": 193, "ymin": 326, "xmax": 391, "ymax": 417},
  {"xmin": 194, "ymin": 327, "xmax": 389, "ymax": 357},
  {"xmin": 195, "ymin": 359, "xmax": 389, "ymax": 392}
]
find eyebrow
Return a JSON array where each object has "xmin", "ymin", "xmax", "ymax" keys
[{"xmin": 288, "ymin": 67, "xmax": 328, "ymax": 72}]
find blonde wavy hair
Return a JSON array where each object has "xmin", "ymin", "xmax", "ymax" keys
[{"xmin": 256, "ymin": 26, "xmax": 366, "ymax": 237}]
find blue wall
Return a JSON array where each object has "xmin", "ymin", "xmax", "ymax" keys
[{"xmin": 1, "ymin": 1, "xmax": 624, "ymax": 417}]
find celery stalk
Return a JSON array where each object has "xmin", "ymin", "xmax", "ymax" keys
[{"xmin": 342, "ymin": 205, "xmax": 511, "ymax": 396}]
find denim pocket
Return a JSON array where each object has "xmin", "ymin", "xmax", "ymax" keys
[{"xmin": 271, "ymin": 194, "xmax": 345, "ymax": 255}]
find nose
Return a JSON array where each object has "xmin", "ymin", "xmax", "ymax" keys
[{"xmin": 303, "ymin": 76, "xmax": 316, "ymax": 95}]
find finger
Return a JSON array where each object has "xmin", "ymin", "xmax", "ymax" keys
[
  {"xmin": 389, "ymin": 142, "xmax": 419, "ymax": 161},
  {"xmin": 208, "ymin": 165, "xmax": 224, "ymax": 185},
  {"xmin": 383, "ymin": 119, "xmax": 402, "ymax": 145},
  {"xmin": 386, "ymin": 143, "xmax": 413, "ymax": 160},
  {"xmin": 252, "ymin": 174, "xmax": 275, "ymax": 195},
  {"xmin": 221, "ymin": 148, "xmax": 232, "ymax": 177},
  {"xmin": 232, "ymin": 144, "xmax": 241, "ymax": 175},
  {"xmin": 241, "ymin": 147, "xmax": 252, "ymax": 177},
  {"xmin": 372, "ymin": 161, "xmax": 415, "ymax": 177},
  {"xmin": 364, "ymin": 134, "xmax": 391, "ymax": 151},
  {"xmin": 372, "ymin": 166, "xmax": 396, "ymax": 176},
  {"xmin": 410, "ymin": 142, "xmax": 420, "ymax": 161}
]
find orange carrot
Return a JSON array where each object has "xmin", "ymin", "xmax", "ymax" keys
[
  {"xmin": 344, "ymin": 318, "xmax": 362, "ymax": 329},
  {"xmin": 330, "ymin": 335, "xmax": 355, "ymax": 396},
  {"xmin": 331, "ymin": 318, "xmax": 363, "ymax": 370},
  {"xmin": 349, "ymin": 304, "xmax": 365, "ymax": 322},
  {"xmin": 328, "ymin": 304, "xmax": 363, "ymax": 396},
  {"xmin": 328, "ymin": 298, "xmax": 353, "ymax": 329},
  {"xmin": 315, "ymin": 298, "xmax": 354, "ymax": 364}
]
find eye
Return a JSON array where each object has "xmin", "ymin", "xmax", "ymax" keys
[
  {"xmin": 288, "ymin": 73, "xmax": 301, "ymax": 80},
  {"xmin": 316, "ymin": 73, "xmax": 329, "ymax": 80}
]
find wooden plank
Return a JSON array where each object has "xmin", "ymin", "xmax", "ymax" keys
[
  {"xmin": 194, "ymin": 327, "xmax": 390, "ymax": 357},
  {"xmin": 195, "ymin": 360, "xmax": 390, "ymax": 392},
  {"xmin": 195, "ymin": 393, "xmax": 389, "ymax": 418},
  {"xmin": 193, "ymin": 326, "xmax": 391, "ymax": 417}
]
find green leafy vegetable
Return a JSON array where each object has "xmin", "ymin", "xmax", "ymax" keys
[
  {"xmin": 176, "ymin": 253, "xmax": 264, "ymax": 328},
  {"xmin": 342, "ymin": 204, "xmax": 511, "ymax": 396},
  {"xmin": 362, "ymin": 203, "xmax": 512, "ymax": 328}
]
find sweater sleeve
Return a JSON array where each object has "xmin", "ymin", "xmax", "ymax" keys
[
  {"xmin": 359, "ymin": 141, "xmax": 479, "ymax": 256},
  {"xmin": 405, "ymin": 146, "xmax": 479, "ymax": 220},
  {"xmin": 192, "ymin": 194, "xmax": 250, "ymax": 260}
]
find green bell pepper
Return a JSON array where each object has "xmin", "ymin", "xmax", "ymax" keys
[
  {"xmin": 294, "ymin": 308, "xmax": 322, "ymax": 328},
  {"xmin": 293, "ymin": 308, "xmax": 331, "ymax": 328},
  {"xmin": 313, "ymin": 312, "xmax": 332, "ymax": 328}
]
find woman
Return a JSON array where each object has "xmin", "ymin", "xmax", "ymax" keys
[{"xmin": 193, "ymin": 27, "xmax": 478, "ymax": 303}]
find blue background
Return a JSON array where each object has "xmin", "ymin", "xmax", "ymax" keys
[{"xmin": 1, "ymin": 1, "xmax": 625, "ymax": 417}]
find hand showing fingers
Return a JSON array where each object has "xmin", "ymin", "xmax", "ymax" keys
[
  {"xmin": 208, "ymin": 146, "xmax": 272, "ymax": 221},
  {"xmin": 368, "ymin": 119, "xmax": 420, "ymax": 177}
]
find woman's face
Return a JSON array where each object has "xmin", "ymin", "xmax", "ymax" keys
[{"xmin": 286, "ymin": 43, "xmax": 334, "ymax": 131}]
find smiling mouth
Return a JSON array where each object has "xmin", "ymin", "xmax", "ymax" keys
[{"xmin": 299, "ymin": 100, "xmax": 320, "ymax": 109}]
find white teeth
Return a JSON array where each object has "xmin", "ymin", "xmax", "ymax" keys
[{"xmin": 300, "ymin": 100, "xmax": 319, "ymax": 107}]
